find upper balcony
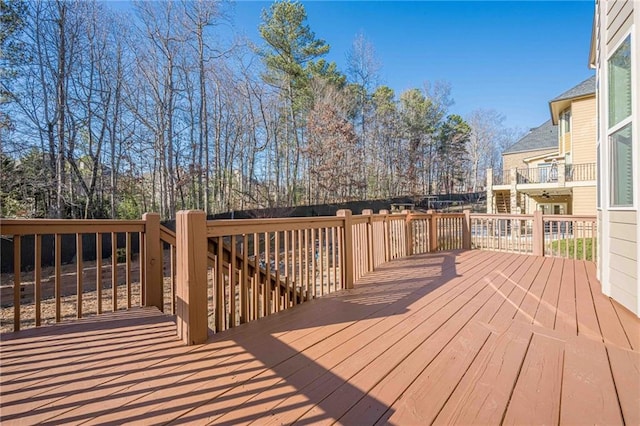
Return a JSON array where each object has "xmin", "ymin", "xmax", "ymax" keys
[{"xmin": 489, "ymin": 162, "xmax": 596, "ymax": 189}]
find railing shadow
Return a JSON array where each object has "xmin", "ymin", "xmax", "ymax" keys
[{"xmin": 0, "ymin": 251, "xmax": 462, "ymax": 425}]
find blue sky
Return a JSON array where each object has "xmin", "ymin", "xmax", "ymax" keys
[{"xmin": 230, "ymin": 1, "xmax": 595, "ymax": 131}]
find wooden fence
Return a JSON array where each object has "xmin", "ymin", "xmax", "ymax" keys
[{"xmin": 0, "ymin": 210, "xmax": 596, "ymax": 338}]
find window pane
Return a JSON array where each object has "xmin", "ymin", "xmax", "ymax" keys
[
  {"xmin": 608, "ymin": 36, "xmax": 631, "ymax": 128},
  {"xmin": 609, "ymin": 124, "xmax": 633, "ymax": 206}
]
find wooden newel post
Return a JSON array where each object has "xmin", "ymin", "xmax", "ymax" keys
[
  {"xmin": 362, "ymin": 209, "xmax": 374, "ymax": 273},
  {"xmin": 533, "ymin": 210, "xmax": 544, "ymax": 257},
  {"xmin": 176, "ymin": 210, "xmax": 208, "ymax": 345},
  {"xmin": 427, "ymin": 210, "xmax": 438, "ymax": 252},
  {"xmin": 462, "ymin": 210, "xmax": 472, "ymax": 250},
  {"xmin": 142, "ymin": 213, "xmax": 163, "ymax": 311},
  {"xmin": 337, "ymin": 209, "xmax": 354, "ymax": 289}
]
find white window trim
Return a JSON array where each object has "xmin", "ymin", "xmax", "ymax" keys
[{"xmin": 605, "ymin": 27, "xmax": 636, "ymax": 211}]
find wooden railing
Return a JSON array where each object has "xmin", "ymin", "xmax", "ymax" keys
[
  {"xmin": 542, "ymin": 214, "xmax": 597, "ymax": 261},
  {"xmin": 0, "ymin": 213, "xmax": 164, "ymax": 332},
  {"xmin": 1, "ymin": 210, "xmax": 597, "ymax": 338},
  {"xmin": 471, "ymin": 214, "xmax": 535, "ymax": 254},
  {"xmin": 159, "ymin": 225, "xmax": 177, "ymax": 314},
  {"xmin": 203, "ymin": 213, "xmax": 346, "ymax": 334},
  {"xmin": 469, "ymin": 212, "xmax": 597, "ymax": 261}
]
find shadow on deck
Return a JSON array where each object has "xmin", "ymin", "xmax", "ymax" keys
[{"xmin": 1, "ymin": 250, "xmax": 639, "ymax": 425}]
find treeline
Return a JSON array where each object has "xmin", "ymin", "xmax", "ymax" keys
[{"xmin": 0, "ymin": 0, "xmax": 519, "ymax": 219}]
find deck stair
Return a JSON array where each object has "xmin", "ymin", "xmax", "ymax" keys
[{"xmin": 494, "ymin": 191, "xmax": 510, "ymax": 213}]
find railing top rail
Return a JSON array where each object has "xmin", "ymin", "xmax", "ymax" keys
[
  {"xmin": 470, "ymin": 213, "xmax": 535, "ymax": 220},
  {"xmin": 159, "ymin": 225, "xmax": 176, "ymax": 246},
  {"xmin": 352, "ymin": 216, "xmax": 370, "ymax": 225},
  {"xmin": 206, "ymin": 216, "xmax": 344, "ymax": 237},
  {"xmin": 0, "ymin": 219, "xmax": 146, "ymax": 235},
  {"xmin": 542, "ymin": 214, "xmax": 597, "ymax": 221}
]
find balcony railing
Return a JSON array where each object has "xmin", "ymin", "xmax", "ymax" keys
[
  {"xmin": 492, "ymin": 169, "xmax": 510, "ymax": 185},
  {"xmin": 1, "ymin": 210, "xmax": 596, "ymax": 339},
  {"xmin": 494, "ymin": 162, "xmax": 596, "ymax": 185},
  {"xmin": 516, "ymin": 166, "xmax": 559, "ymax": 184},
  {"xmin": 565, "ymin": 162, "xmax": 596, "ymax": 182}
]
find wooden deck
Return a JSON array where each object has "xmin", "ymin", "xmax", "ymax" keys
[{"xmin": 1, "ymin": 250, "xmax": 639, "ymax": 425}]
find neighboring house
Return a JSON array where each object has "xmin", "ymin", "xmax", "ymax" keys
[
  {"xmin": 486, "ymin": 76, "xmax": 596, "ymax": 216},
  {"xmin": 590, "ymin": 0, "xmax": 639, "ymax": 316}
]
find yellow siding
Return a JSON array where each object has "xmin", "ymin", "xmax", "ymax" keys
[
  {"xmin": 502, "ymin": 148, "xmax": 557, "ymax": 172},
  {"xmin": 570, "ymin": 97, "xmax": 596, "ymax": 164},
  {"xmin": 572, "ymin": 186, "xmax": 596, "ymax": 215},
  {"xmin": 560, "ymin": 132, "xmax": 571, "ymax": 155}
]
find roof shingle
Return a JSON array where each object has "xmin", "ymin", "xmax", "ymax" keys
[
  {"xmin": 503, "ymin": 119, "xmax": 558, "ymax": 154},
  {"xmin": 550, "ymin": 75, "xmax": 596, "ymax": 103}
]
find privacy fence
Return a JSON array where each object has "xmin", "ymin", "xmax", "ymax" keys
[{"xmin": 0, "ymin": 210, "xmax": 596, "ymax": 339}]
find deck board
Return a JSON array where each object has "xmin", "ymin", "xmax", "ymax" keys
[
  {"xmin": 512, "ymin": 257, "xmax": 555, "ymax": 325},
  {"xmin": 560, "ymin": 335, "xmax": 623, "ymax": 424},
  {"xmin": 433, "ymin": 321, "xmax": 533, "ymax": 425},
  {"xmin": 534, "ymin": 257, "xmax": 564, "ymax": 330},
  {"xmin": 584, "ymin": 260, "xmax": 639, "ymax": 350},
  {"xmin": 1, "ymin": 251, "xmax": 639, "ymax": 425},
  {"xmin": 502, "ymin": 332, "xmax": 564, "ymax": 425},
  {"xmin": 555, "ymin": 259, "xmax": 577, "ymax": 336}
]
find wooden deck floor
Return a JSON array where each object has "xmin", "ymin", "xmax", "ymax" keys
[{"xmin": 1, "ymin": 250, "xmax": 639, "ymax": 425}]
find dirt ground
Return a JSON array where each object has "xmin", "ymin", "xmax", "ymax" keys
[
  {"xmin": 0, "ymin": 254, "xmax": 175, "ymax": 333},
  {"xmin": 1, "ymin": 250, "xmax": 342, "ymax": 334}
]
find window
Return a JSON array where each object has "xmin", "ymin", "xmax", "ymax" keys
[
  {"xmin": 560, "ymin": 109, "xmax": 571, "ymax": 134},
  {"xmin": 607, "ymin": 35, "xmax": 634, "ymax": 207},
  {"xmin": 610, "ymin": 124, "xmax": 633, "ymax": 206},
  {"xmin": 538, "ymin": 163, "xmax": 551, "ymax": 183},
  {"xmin": 608, "ymin": 36, "xmax": 632, "ymax": 128}
]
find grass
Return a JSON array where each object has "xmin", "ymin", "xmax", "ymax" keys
[{"xmin": 548, "ymin": 237, "xmax": 596, "ymax": 261}]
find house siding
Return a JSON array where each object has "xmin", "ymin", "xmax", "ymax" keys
[
  {"xmin": 570, "ymin": 98, "xmax": 597, "ymax": 164},
  {"xmin": 606, "ymin": 0, "xmax": 634, "ymax": 49},
  {"xmin": 572, "ymin": 186, "xmax": 596, "ymax": 215},
  {"xmin": 502, "ymin": 148, "xmax": 557, "ymax": 172},
  {"xmin": 596, "ymin": 0, "xmax": 640, "ymax": 316}
]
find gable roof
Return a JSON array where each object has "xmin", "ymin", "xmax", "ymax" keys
[
  {"xmin": 550, "ymin": 75, "xmax": 596, "ymax": 102},
  {"xmin": 549, "ymin": 75, "xmax": 596, "ymax": 124},
  {"xmin": 503, "ymin": 120, "xmax": 558, "ymax": 155}
]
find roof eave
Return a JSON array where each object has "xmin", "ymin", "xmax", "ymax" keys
[
  {"xmin": 523, "ymin": 151, "xmax": 560, "ymax": 163},
  {"xmin": 549, "ymin": 93, "xmax": 595, "ymax": 124},
  {"xmin": 589, "ymin": 12, "xmax": 597, "ymax": 69},
  {"xmin": 503, "ymin": 146, "xmax": 557, "ymax": 156}
]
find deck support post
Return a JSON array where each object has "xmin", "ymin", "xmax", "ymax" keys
[
  {"xmin": 142, "ymin": 213, "xmax": 163, "ymax": 310},
  {"xmin": 337, "ymin": 209, "xmax": 354, "ymax": 289},
  {"xmin": 462, "ymin": 210, "xmax": 472, "ymax": 250},
  {"xmin": 176, "ymin": 210, "xmax": 208, "ymax": 345},
  {"xmin": 533, "ymin": 210, "xmax": 544, "ymax": 257}
]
